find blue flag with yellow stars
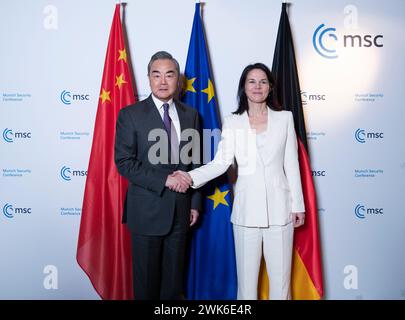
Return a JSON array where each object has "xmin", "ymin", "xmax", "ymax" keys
[{"xmin": 182, "ymin": 3, "xmax": 237, "ymax": 299}]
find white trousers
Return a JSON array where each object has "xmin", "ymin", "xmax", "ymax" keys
[{"xmin": 233, "ymin": 222, "xmax": 294, "ymax": 300}]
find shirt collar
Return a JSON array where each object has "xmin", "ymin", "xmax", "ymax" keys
[{"xmin": 151, "ymin": 94, "xmax": 174, "ymax": 111}]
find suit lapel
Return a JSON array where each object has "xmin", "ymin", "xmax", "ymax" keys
[
  {"xmin": 144, "ymin": 95, "xmax": 167, "ymax": 132},
  {"xmin": 144, "ymin": 96, "xmax": 195, "ymax": 167},
  {"xmin": 143, "ymin": 96, "xmax": 176, "ymax": 167},
  {"xmin": 174, "ymin": 100, "xmax": 190, "ymax": 152},
  {"xmin": 238, "ymin": 112, "xmax": 264, "ymax": 168},
  {"xmin": 241, "ymin": 109, "xmax": 277, "ymax": 167},
  {"xmin": 263, "ymin": 109, "xmax": 281, "ymax": 165}
]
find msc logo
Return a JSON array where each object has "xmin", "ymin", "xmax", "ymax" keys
[
  {"xmin": 313, "ymin": 23, "xmax": 383, "ymax": 59},
  {"xmin": 312, "ymin": 170, "xmax": 326, "ymax": 177},
  {"xmin": 2, "ymin": 128, "xmax": 32, "ymax": 143},
  {"xmin": 355, "ymin": 128, "xmax": 384, "ymax": 143},
  {"xmin": 60, "ymin": 90, "xmax": 90, "ymax": 105},
  {"xmin": 60, "ymin": 166, "xmax": 87, "ymax": 181},
  {"xmin": 301, "ymin": 91, "xmax": 326, "ymax": 105},
  {"xmin": 313, "ymin": 24, "xmax": 338, "ymax": 59},
  {"xmin": 3, "ymin": 203, "xmax": 32, "ymax": 219},
  {"xmin": 354, "ymin": 204, "xmax": 383, "ymax": 219}
]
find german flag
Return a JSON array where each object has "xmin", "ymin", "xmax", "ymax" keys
[{"xmin": 258, "ymin": 3, "xmax": 324, "ymax": 300}]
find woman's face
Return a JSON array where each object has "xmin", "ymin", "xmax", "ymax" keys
[{"xmin": 244, "ymin": 68, "xmax": 271, "ymax": 105}]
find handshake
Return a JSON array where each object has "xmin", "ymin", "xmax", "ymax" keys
[{"xmin": 165, "ymin": 170, "xmax": 193, "ymax": 193}]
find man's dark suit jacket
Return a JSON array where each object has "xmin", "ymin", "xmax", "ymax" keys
[{"xmin": 114, "ymin": 95, "xmax": 202, "ymax": 236}]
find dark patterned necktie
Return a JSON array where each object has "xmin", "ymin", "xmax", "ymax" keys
[{"xmin": 163, "ymin": 103, "xmax": 179, "ymax": 163}]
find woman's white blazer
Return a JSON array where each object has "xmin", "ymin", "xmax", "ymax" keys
[{"xmin": 189, "ymin": 109, "xmax": 305, "ymax": 227}]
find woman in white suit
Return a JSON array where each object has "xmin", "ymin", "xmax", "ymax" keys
[{"xmin": 178, "ymin": 63, "xmax": 305, "ymax": 299}]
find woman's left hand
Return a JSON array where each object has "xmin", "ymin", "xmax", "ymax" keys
[{"xmin": 292, "ymin": 212, "xmax": 305, "ymax": 228}]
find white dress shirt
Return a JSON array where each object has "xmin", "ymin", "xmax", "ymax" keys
[{"xmin": 152, "ymin": 94, "xmax": 181, "ymax": 142}]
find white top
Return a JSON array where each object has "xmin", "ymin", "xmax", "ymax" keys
[{"xmin": 256, "ymin": 130, "xmax": 267, "ymax": 155}]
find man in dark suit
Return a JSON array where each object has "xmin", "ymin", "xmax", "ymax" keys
[{"xmin": 114, "ymin": 51, "xmax": 201, "ymax": 300}]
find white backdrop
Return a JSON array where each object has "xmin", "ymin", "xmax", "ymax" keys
[{"xmin": 1, "ymin": 0, "xmax": 404, "ymax": 299}]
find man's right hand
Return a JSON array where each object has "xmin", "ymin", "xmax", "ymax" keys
[{"xmin": 165, "ymin": 171, "xmax": 192, "ymax": 193}]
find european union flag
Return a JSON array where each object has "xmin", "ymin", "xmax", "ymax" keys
[{"xmin": 182, "ymin": 3, "xmax": 237, "ymax": 300}]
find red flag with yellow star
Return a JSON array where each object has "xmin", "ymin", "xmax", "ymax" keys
[{"xmin": 76, "ymin": 4, "xmax": 135, "ymax": 300}]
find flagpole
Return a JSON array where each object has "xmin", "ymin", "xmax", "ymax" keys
[
  {"xmin": 196, "ymin": 0, "xmax": 202, "ymax": 18},
  {"xmin": 117, "ymin": 1, "xmax": 122, "ymax": 21}
]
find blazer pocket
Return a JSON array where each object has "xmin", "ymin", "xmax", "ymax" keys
[
  {"xmin": 272, "ymin": 178, "xmax": 290, "ymax": 191},
  {"xmin": 269, "ymin": 180, "xmax": 292, "ymax": 219},
  {"xmin": 128, "ymin": 185, "xmax": 155, "ymax": 196}
]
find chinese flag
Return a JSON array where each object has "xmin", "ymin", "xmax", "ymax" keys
[{"xmin": 76, "ymin": 4, "xmax": 135, "ymax": 300}]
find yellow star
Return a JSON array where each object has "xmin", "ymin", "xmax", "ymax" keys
[
  {"xmin": 115, "ymin": 73, "xmax": 128, "ymax": 89},
  {"xmin": 207, "ymin": 187, "xmax": 229, "ymax": 210},
  {"xmin": 183, "ymin": 77, "xmax": 196, "ymax": 94},
  {"xmin": 99, "ymin": 88, "xmax": 111, "ymax": 103},
  {"xmin": 118, "ymin": 49, "xmax": 127, "ymax": 63},
  {"xmin": 201, "ymin": 79, "xmax": 215, "ymax": 103}
]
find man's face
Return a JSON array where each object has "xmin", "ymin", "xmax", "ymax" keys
[{"xmin": 148, "ymin": 59, "xmax": 179, "ymax": 102}]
